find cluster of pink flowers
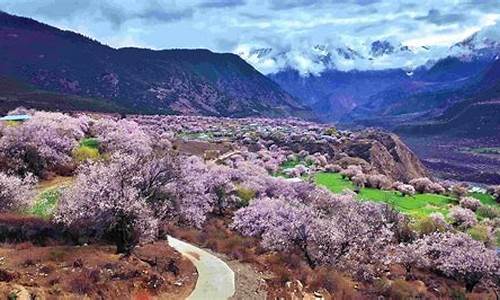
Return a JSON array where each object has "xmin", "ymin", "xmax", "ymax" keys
[
  {"xmin": 0, "ymin": 172, "xmax": 36, "ymax": 212},
  {"xmin": 459, "ymin": 196, "xmax": 482, "ymax": 211},
  {"xmin": 232, "ymin": 187, "xmax": 403, "ymax": 280},
  {"xmin": 0, "ymin": 111, "xmax": 86, "ymax": 177},
  {"xmin": 409, "ymin": 177, "xmax": 445, "ymax": 194},
  {"xmin": 449, "ymin": 206, "xmax": 478, "ymax": 229},
  {"xmin": 402, "ymin": 232, "xmax": 499, "ymax": 292},
  {"xmin": 2, "ymin": 109, "xmax": 498, "ymax": 290}
]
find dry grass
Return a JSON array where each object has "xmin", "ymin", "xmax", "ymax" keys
[{"xmin": 0, "ymin": 242, "xmax": 196, "ymax": 299}]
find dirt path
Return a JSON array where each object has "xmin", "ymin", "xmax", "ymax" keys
[{"xmin": 167, "ymin": 236, "xmax": 235, "ymax": 300}]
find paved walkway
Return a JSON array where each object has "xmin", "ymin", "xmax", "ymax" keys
[{"xmin": 167, "ymin": 235, "xmax": 235, "ymax": 300}]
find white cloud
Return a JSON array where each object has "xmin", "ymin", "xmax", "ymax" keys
[{"xmin": 0, "ymin": 0, "xmax": 498, "ymax": 73}]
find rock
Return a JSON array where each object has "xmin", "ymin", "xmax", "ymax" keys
[
  {"xmin": 295, "ymin": 279, "xmax": 304, "ymax": 291},
  {"xmin": 342, "ymin": 130, "xmax": 428, "ymax": 182}
]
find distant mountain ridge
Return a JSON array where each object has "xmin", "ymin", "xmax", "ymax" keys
[
  {"xmin": 0, "ymin": 11, "xmax": 311, "ymax": 118},
  {"xmin": 263, "ymin": 25, "xmax": 499, "ymax": 139},
  {"xmin": 238, "ymin": 24, "xmax": 499, "ymax": 75}
]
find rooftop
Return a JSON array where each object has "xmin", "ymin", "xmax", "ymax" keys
[{"xmin": 0, "ymin": 114, "xmax": 31, "ymax": 121}]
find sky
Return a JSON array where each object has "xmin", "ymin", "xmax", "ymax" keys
[{"xmin": 0, "ymin": 0, "xmax": 499, "ymax": 73}]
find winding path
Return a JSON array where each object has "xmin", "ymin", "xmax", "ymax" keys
[{"xmin": 167, "ymin": 235, "xmax": 235, "ymax": 300}]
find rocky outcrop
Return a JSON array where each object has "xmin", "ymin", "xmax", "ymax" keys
[{"xmin": 342, "ymin": 131, "xmax": 428, "ymax": 182}]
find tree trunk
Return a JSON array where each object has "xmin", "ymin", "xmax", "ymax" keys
[
  {"xmin": 114, "ymin": 216, "xmax": 136, "ymax": 255},
  {"xmin": 465, "ymin": 280, "xmax": 478, "ymax": 293}
]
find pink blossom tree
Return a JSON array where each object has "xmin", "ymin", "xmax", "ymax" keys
[
  {"xmin": 389, "ymin": 242, "xmax": 429, "ymax": 280},
  {"xmin": 0, "ymin": 111, "xmax": 85, "ymax": 177},
  {"xmin": 232, "ymin": 191, "xmax": 401, "ymax": 280},
  {"xmin": 55, "ymin": 153, "xmax": 177, "ymax": 254},
  {"xmin": 414, "ymin": 232, "xmax": 498, "ymax": 292},
  {"xmin": 0, "ymin": 172, "xmax": 36, "ymax": 212},
  {"xmin": 91, "ymin": 118, "xmax": 153, "ymax": 156},
  {"xmin": 449, "ymin": 206, "xmax": 477, "ymax": 229},
  {"xmin": 459, "ymin": 197, "xmax": 482, "ymax": 211}
]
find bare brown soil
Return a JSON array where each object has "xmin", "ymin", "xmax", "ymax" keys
[{"xmin": 0, "ymin": 242, "xmax": 196, "ymax": 299}]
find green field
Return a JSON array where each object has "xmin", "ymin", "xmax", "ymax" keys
[
  {"xmin": 30, "ymin": 188, "xmax": 61, "ymax": 218},
  {"xmin": 314, "ymin": 172, "xmax": 497, "ymax": 219},
  {"xmin": 79, "ymin": 137, "xmax": 100, "ymax": 149},
  {"xmin": 73, "ymin": 138, "xmax": 100, "ymax": 162}
]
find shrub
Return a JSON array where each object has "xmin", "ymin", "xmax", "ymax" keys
[
  {"xmin": 68, "ymin": 271, "xmax": 98, "ymax": 294},
  {"xmin": 487, "ymin": 185, "xmax": 500, "ymax": 203},
  {"xmin": 0, "ymin": 213, "xmax": 65, "ymax": 245},
  {"xmin": 366, "ymin": 174, "xmax": 392, "ymax": 190},
  {"xmin": 307, "ymin": 267, "xmax": 355, "ymax": 296},
  {"xmin": 413, "ymin": 214, "xmax": 447, "ymax": 235},
  {"xmin": 467, "ymin": 225, "xmax": 492, "ymax": 245},
  {"xmin": 79, "ymin": 138, "xmax": 99, "ymax": 149},
  {"xmin": 449, "ymin": 207, "xmax": 477, "ymax": 229},
  {"xmin": 429, "ymin": 212, "xmax": 448, "ymax": 230},
  {"xmin": 72, "ymin": 145, "xmax": 100, "ymax": 162},
  {"xmin": 324, "ymin": 127, "xmax": 338, "ymax": 136},
  {"xmin": 459, "ymin": 197, "xmax": 482, "ymax": 211},
  {"xmin": 476, "ymin": 205, "xmax": 499, "ymax": 219},
  {"xmin": 388, "ymin": 279, "xmax": 424, "ymax": 299},
  {"xmin": 30, "ymin": 188, "xmax": 61, "ymax": 218},
  {"xmin": 235, "ymin": 187, "xmax": 256, "ymax": 206}
]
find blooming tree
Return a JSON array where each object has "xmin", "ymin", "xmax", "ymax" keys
[
  {"xmin": 0, "ymin": 172, "xmax": 36, "ymax": 212},
  {"xmin": 340, "ymin": 165, "xmax": 363, "ymax": 180},
  {"xmin": 55, "ymin": 153, "xmax": 177, "ymax": 254},
  {"xmin": 0, "ymin": 111, "xmax": 85, "ymax": 177},
  {"xmin": 232, "ymin": 190, "xmax": 401, "ymax": 280},
  {"xmin": 459, "ymin": 197, "xmax": 482, "ymax": 211},
  {"xmin": 414, "ymin": 232, "xmax": 499, "ymax": 292},
  {"xmin": 449, "ymin": 206, "xmax": 477, "ymax": 229},
  {"xmin": 394, "ymin": 182, "xmax": 416, "ymax": 197},
  {"xmin": 366, "ymin": 174, "xmax": 392, "ymax": 190},
  {"xmin": 405, "ymin": 177, "xmax": 445, "ymax": 194},
  {"xmin": 91, "ymin": 118, "xmax": 153, "ymax": 156},
  {"xmin": 389, "ymin": 242, "xmax": 429, "ymax": 279}
]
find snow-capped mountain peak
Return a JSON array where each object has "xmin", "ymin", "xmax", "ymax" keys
[{"xmin": 235, "ymin": 24, "xmax": 499, "ymax": 75}]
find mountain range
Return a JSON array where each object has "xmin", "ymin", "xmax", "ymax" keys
[
  {"xmin": 254, "ymin": 27, "xmax": 500, "ymax": 138},
  {"xmin": 0, "ymin": 11, "xmax": 498, "ymax": 140},
  {"xmin": 0, "ymin": 11, "xmax": 311, "ymax": 118}
]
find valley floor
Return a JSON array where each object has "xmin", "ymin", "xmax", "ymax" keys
[{"xmin": 402, "ymin": 135, "xmax": 500, "ymax": 185}]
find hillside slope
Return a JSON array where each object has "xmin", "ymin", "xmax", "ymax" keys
[
  {"xmin": 395, "ymin": 59, "xmax": 500, "ymax": 138},
  {"xmin": 0, "ymin": 12, "xmax": 311, "ymax": 118}
]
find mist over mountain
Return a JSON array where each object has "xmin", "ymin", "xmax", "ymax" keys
[
  {"xmin": 248, "ymin": 25, "xmax": 500, "ymax": 139},
  {"xmin": 238, "ymin": 24, "xmax": 499, "ymax": 75}
]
